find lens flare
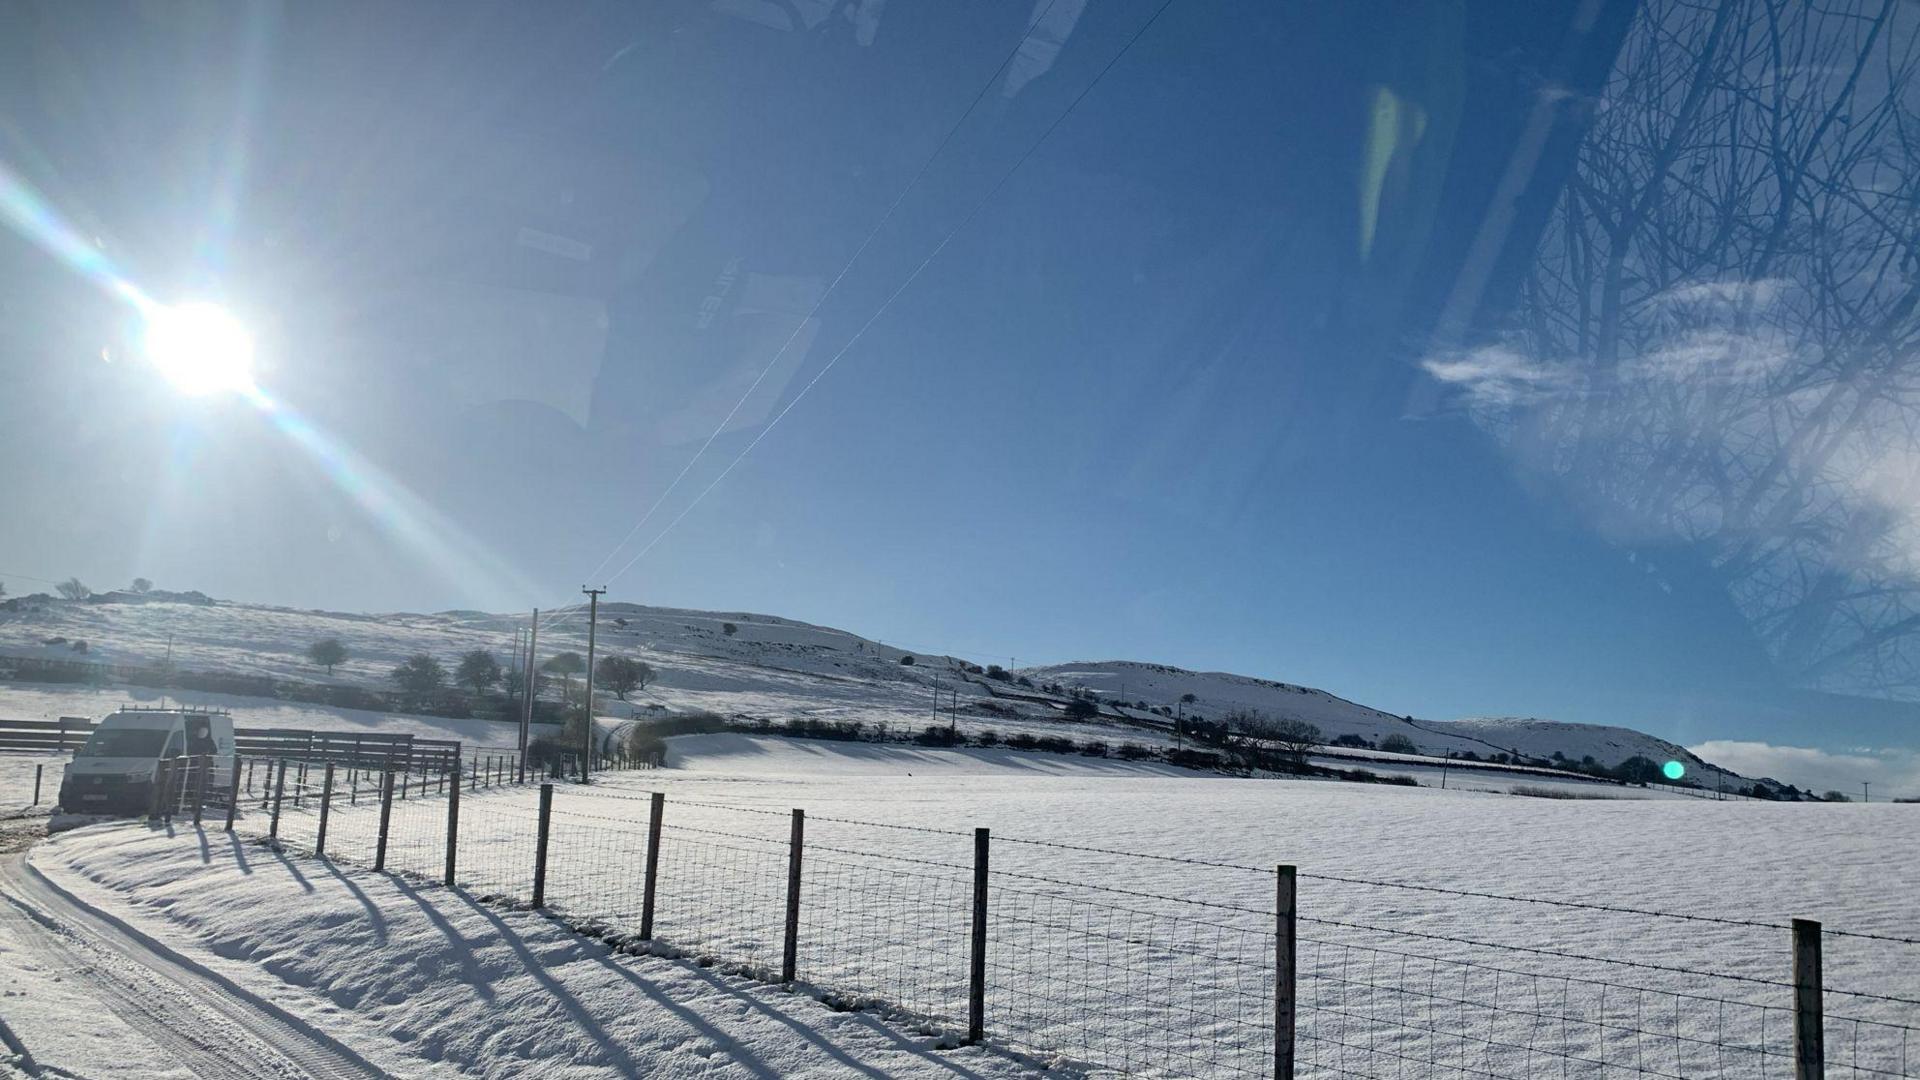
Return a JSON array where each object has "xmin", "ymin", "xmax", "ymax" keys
[
  {"xmin": 1662, "ymin": 760, "xmax": 1686, "ymax": 781},
  {"xmin": 144, "ymin": 302, "xmax": 255, "ymax": 395}
]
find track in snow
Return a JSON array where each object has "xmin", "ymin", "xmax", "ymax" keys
[{"xmin": 0, "ymin": 853, "xmax": 386, "ymax": 1080}]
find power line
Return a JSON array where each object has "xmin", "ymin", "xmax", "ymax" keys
[
  {"xmin": 579, "ymin": 0, "xmax": 1070, "ymax": 586},
  {"xmin": 604, "ymin": 0, "xmax": 1182, "ymax": 586}
]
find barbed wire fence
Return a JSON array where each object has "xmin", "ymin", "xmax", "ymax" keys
[{"xmin": 99, "ymin": 761, "xmax": 1920, "ymax": 1077}]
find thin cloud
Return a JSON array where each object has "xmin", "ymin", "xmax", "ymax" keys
[
  {"xmin": 1688, "ymin": 739, "xmax": 1920, "ymax": 799},
  {"xmin": 1420, "ymin": 344, "xmax": 1577, "ymax": 408}
]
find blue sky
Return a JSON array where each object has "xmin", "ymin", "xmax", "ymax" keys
[{"xmin": 4, "ymin": 0, "xmax": 1918, "ymax": 782}]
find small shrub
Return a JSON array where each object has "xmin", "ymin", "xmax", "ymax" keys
[
  {"xmin": 899, "ymin": 655, "xmax": 915, "ymax": 666},
  {"xmin": 1166, "ymin": 749, "xmax": 1226, "ymax": 771},
  {"xmin": 1512, "ymin": 785, "xmax": 1617, "ymax": 800},
  {"xmin": 915, "ymin": 725, "xmax": 960, "ymax": 747},
  {"xmin": 1080, "ymin": 740, "xmax": 1109, "ymax": 757},
  {"xmin": 1379, "ymin": 733, "xmax": 1419, "ymax": 755},
  {"xmin": 1116, "ymin": 742, "xmax": 1152, "ymax": 760},
  {"xmin": 974, "ymin": 729, "xmax": 1001, "ymax": 747},
  {"xmin": 42, "ymin": 635, "xmax": 67, "ymax": 646},
  {"xmin": 1063, "ymin": 698, "xmax": 1098, "ymax": 720},
  {"xmin": 70, "ymin": 640, "xmax": 88, "ymax": 653}
]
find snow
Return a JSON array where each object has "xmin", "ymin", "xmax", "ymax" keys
[
  {"xmin": 214, "ymin": 733, "xmax": 1920, "ymax": 1077},
  {"xmin": 23, "ymin": 823, "xmax": 1043, "ymax": 1078},
  {"xmin": 1026, "ymin": 660, "xmax": 1756, "ymax": 790},
  {"xmin": 0, "ymin": 754, "xmax": 62, "ymax": 815},
  {"xmin": 0, "ymin": 598, "xmax": 1760, "ymax": 792},
  {"xmin": 0, "ymin": 683, "xmax": 558, "ymax": 753},
  {"xmin": 0, "ymin": 888, "xmax": 196, "ymax": 1080}
]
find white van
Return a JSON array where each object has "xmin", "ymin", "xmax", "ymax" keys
[{"xmin": 59, "ymin": 708, "xmax": 237, "ymax": 814}]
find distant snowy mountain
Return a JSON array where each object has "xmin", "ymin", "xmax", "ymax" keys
[
  {"xmin": 0, "ymin": 594, "xmax": 1760, "ymax": 790},
  {"xmin": 1017, "ymin": 660, "xmax": 1757, "ymax": 792}
]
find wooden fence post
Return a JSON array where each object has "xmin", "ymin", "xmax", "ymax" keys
[
  {"xmin": 375, "ymin": 768, "xmax": 394, "ymax": 872},
  {"xmin": 444, "ymin": 763, "xmax": 461, "ymax": 887},
  {"xmin": 224, "ymin": 757, "xmax": 242, "ymax": 832},
  {"xmin": 640, "ymin": 792, "xmax": 664, "ymax": 940},
  {"xmin": 33, "ymin": 764, "xmax": 42, "ymax": 806},
  {"xmin": 532, "ymin": 783, "xmax": 553, "ymax": 909},
  {"xmin": 148, "ymin": 758, "xmax": 171, "ymax": 821},
  {"xmin": 190, "ymin": 755, "xmax": 208, "ymax": 826},
  {"xmin": 782, "ymin": 809, "xmax": 804, "ymax": 983},
  {"xmin": 1794, "ymin": 918, "xmax": 1823, "ymax": 1080},
  {"xmin": 1276, "ymin": 865, "xmax": 1297, "ymax": 1080},
  {"xmin": 968, "ymin": 827, "xmax": 989, "ymax": 1045},
  {"xmin": 316, "ymin": 763, "xmax": 336, "ymax": 858},
  {"xmin": 269, "ymin": 759, "xmax": 287, "ymax": 840}
]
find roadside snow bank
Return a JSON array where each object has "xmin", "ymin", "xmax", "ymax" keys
[{"xmin": 32, "ymin": 824, "xmax": 1039, "ymax": 1078}]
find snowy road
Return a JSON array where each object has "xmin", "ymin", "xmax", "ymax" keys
[{"xmin": 0, "ymin": 853, "xmax": 386, "ymax": 1080}]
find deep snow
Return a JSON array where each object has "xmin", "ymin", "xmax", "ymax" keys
[
  {"xmin": 20, "ymin": 823, "xmax": 1044, "ymax": 1078},
  {"xmin": 241, "ymin": 733, "xmax": 1919, "ymax": 1078}
]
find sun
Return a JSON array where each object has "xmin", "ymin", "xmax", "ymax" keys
[{"xmin": 143, "ymin": 301, "xmax": 255, "ymax": 395}]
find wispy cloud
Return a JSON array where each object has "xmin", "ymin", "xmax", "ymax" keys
[
  {"xmin": 1420, "ymin": 344, "xmax": 1577, "ymax": 408},
  {"xmin": 1649, "ymin": 278, "xmax": 1786, "ymax": 310},
  {"xmin": 1688, "ymin": 739, "xmax": 1920, "ymax": 799}
]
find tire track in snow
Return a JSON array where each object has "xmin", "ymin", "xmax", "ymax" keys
[{"xmin": 0, "ymin": 854, "xmax": 383, "ymax": 1080}]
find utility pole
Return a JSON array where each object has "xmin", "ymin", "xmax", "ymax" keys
[
  {"xmin": 581, "ymin": 587, "xmax": 605, "ymax": 781},
  {"xmin": 519, "ymin": 608, "xmax": 538, "ymax": 783},
  {"xmin": 1862, "ymin": 781, "xmax": 1870, "ymax": 804}
]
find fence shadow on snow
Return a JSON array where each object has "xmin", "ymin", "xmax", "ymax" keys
[{"xmin": 123, "ymin": 758, "xmax": 1920, "ymax": 1078}]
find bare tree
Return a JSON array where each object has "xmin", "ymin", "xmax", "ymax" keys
[
  {"xmin": 130, "ymin": 577, "xmax": 152, "ymax": 594},
  {"xmin": 1264, "ymin": 718, "xmax": 1324, "ymax": 759},
  {"xmin": 542, "ymin": 651, "xmax": 584, "ymax": 704},
  {"xmin": 56, "ymin": 577, "xmax": 90, "ymax": 601},
  {"xmin": 1431, "ymin": 0, "xmax": 1920, "ymax": 697},
  {"xmin": 456, "ymin": 649, "xmax": 502, "ymax": 696},
  {"xmin": 307, "ymin": 637, "xmax": 348, "ymax": 675},
  {"xmin": 390, "ymin": 654, "xmax": 447, "ymax": 707},
  {"xmin": 595, "ymin": 656, "xmax": 655, "ymax": 700}
]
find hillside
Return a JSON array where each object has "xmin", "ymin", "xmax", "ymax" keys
[
  {"xmin": 0, "ymin": 593, "xmax": 1759, "ymax": 790},
  {"xmin": 1025, "ymin": 660, "xmax": 1754, "ymax": 793}
]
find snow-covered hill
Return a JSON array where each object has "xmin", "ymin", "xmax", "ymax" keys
[
  {"xmin": 0, "ymin": 593, "xmax": 1759, "ymax": 789},
  {"xmin": 1021, "ymin": 660, "xmax": 1755, "ymax": 793}
]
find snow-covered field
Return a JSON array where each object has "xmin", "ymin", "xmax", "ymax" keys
[
  {"xmin": 223, "ymin": 733, "xmax": 1919, "ymax": 1078},
  {"xmin": 14, "ymin": 825, "xmax": 1041, "ymax": 1079},
  {"xmin": 0, "ymin": 682, "xmax": 558, "ymax": 753}
]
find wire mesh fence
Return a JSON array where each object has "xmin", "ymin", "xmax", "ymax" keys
[{"xmin": 61, "ymin": 760, "xmax": 1920, "ymax": 1078}]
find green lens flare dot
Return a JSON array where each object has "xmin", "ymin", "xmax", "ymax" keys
[{"xmin": 1662, "ymin": 760, "xmax": 1686, "ymax": 781}]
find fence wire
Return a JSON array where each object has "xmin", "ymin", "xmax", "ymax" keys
[{"xmin": 33, "ymin": 760, "xmax": 1920, "ymax": 1080}]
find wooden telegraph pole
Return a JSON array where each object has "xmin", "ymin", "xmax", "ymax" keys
[
  {"xmin": 519, "ymin": 608, "xmax": 538, "ymax": 783},
  {"xmin": 580, "ymin": 587, "xmax": 605, "ymax": 781}
]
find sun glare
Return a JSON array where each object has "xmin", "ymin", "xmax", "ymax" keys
[{"xmin": 144, "ymin": 301, "xmax": 255, "ymax": 395}]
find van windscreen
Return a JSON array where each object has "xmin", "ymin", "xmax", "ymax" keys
[{"xmin": 77, "ymin": 728, "xmax": 169, "ymax": 758}]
